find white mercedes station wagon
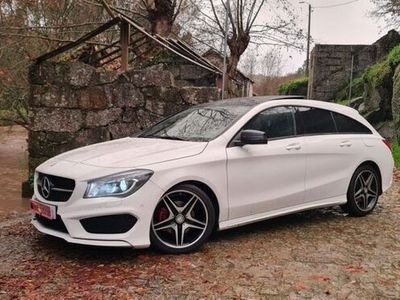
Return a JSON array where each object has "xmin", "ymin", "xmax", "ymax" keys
[{"xmin": 31, "ymin": 96, "xmax": 394, "ymax": 253}]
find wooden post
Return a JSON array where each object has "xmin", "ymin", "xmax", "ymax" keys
[{"xmin": 120, "ymin": 20, "xmax": 130, "ymax": 72}]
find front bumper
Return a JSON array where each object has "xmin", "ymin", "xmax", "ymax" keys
[{"xmin": 31, "ymin": 179, "xmax": 165, "ymax": 249}]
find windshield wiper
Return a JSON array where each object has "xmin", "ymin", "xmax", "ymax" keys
[{"xmin": 143, "ymin": 135, "xmax": 186, "ymax": 141}]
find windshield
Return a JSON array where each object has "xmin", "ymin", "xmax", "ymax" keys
[{"xmin": 139, "ymin": 104, "xmax": 252, "ymax": 142}]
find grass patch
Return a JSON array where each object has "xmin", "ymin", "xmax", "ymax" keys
[{"xmin": 392, "ymin": 139, "xmax": 400, "ymax": 168}]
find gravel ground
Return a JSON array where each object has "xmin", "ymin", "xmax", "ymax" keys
[
  {"xmin": 0, "ymin": 175, "xmax": 399, "ymax": 299},
  {"xmin": 0, "ymin": 127, "xmax": 399, "ymax": 299}
]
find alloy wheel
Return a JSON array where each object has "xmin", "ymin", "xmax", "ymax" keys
[
  {"xmin": 151, "ymin": 190, "xmax": 209, "ymax": 249},
  {"xmin": 353, "ymin": 170, "xmax": 378, "ymax": 212}
]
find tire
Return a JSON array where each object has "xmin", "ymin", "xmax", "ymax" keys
[
  {"xmin": 150, "ymin": 184, "xmax": 216, "ymax": 254},
  {"xmin": 346, "ymin": 165, "xmax": 380, "ymax": 217}
]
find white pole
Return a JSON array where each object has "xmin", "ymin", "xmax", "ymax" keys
[
  {"xmin": 349, "ymin": 48, "xmax": 354, "ymax": 101},
  {"xmin": 221, "ymin": 0, "xmax": 229, "ymax": 100},
  {"xmin": 306, "ymin": 4, "xmax": 312, "ymax": 99}
]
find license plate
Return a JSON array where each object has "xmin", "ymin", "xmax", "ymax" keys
[{"xmin": 31, "ymin": 199, "xmax": 56, "ymax": 220}]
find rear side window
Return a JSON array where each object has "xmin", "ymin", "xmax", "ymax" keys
[
  {"xmin": 332, "ymin": 112, "xmax": 372, "ymax": 134},
  {"xmin": 295, "ymin": 107, "xmax": 336, "ymax": 135},
  {"xmin": 243, "ymin": 106, "xmax": 295, "ymax": 139}
]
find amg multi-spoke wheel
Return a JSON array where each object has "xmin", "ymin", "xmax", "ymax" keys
[
  {"xmin": 345, "ymin": 165, "xmax": 381, "ymax": 216},
  {"xmin": 150, "ymin": 184, "xmax": 215, "ymax": 253}
]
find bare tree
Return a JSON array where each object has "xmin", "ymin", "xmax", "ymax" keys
[
  {"xmin": 138, "ymin": 0, "xmax": 184, "ymax": 36},
  {"xmin": 186, "ymin": 0, "xmax": 303, "ymax": 77},
  {"xmin": 260, "ymin": 47, "xmax": 284, "ymax": 77},
  {"xmin": 371, "ymin": 0, "xmax": 400, "ymax": 28}
]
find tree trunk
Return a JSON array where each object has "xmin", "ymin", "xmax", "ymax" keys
[
  {"xmin": 146, "ymin": 0, "xmax": 174, "ymax": 36},
  {"xmin": 227, "ymin": 31, "xmax": 250, "ymax": 77}
]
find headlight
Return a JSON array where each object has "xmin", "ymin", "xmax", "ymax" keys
[{"xmin": 84, "ymin": 169, "xmax": 153, "ymax": 198}]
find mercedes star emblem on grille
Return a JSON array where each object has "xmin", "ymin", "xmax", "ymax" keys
[{"xmin": 42, "ymin": 176, "xmax": 52, "ymax": 199}]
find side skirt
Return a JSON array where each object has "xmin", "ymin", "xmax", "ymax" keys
[{"xmin": 218, "ymin": 195, "xmax": 347, "ymax": 231}]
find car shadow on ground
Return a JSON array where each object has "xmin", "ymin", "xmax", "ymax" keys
[
  {"xmin": 31, "ymin": 206, "xmax": 348, "ymax": 261},
  {"xmin": 211, "ymin": 205, "xmax": 348, "ymax": 242}
]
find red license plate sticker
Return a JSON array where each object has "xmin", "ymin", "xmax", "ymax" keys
[{"xmin": 31, "ymin": 199, "xmax": 56, "ymax": 220}]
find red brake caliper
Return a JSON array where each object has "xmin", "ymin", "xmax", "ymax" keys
[{"xmin": 156, "ymin": 206, "xmax": 169, "ymax": 222}]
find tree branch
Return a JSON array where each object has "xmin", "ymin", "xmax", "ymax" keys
[{"xmin": 209, "ymin": 0, "xmax": 226, "ymax": 33}]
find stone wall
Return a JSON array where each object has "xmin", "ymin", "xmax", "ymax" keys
[
  {"xmin": 28, "ymin": 61, "xmax": 219, "ymax": 174},
  {"xmin": 309, "ymin": 30, "xmax": 400, "ymax": 101}
]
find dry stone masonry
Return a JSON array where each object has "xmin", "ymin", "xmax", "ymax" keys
[
  {"xmin": 28, "ymin": 61, "xmax": 219, "ymax": 174},
  {"xmin": 309, "ymin": 30, "xmax": 400, "ymax": 101}
]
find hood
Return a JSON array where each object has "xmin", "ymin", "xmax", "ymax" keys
[{"xmin": 54, "ymin": 137, "xmax": 208, "ymax": 168}]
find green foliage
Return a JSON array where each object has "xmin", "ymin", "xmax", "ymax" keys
[
  {"xmin": 393, "ymin": 139, "xmax": 400, "ymax": 168},
  {"xmin": 386, "ymin": 44, "xmax": 400, "ymax": 67},
  {"xmin": 0, "ymin": 107, "xmax": 28, "ymax": 126},
  {"xmin": 335, "ymin": 45, "xmax": 400, "ymax": 103},
  {"xmin": 337, "ymin": 99, "xmax": 351, "ymax": 106},
  {"xmin": 278, "ymin": 77, "xmax": 308, "ymax": 96},
  {"xmin": 363, "ymin": 61, "xmax": 392, "ymax": 86},
  {"xmin": 336, "ymin": 76, "xmax": 365, "ymax": 101}
]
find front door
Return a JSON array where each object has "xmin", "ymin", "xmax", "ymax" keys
[{"xmin": 226, "ymin": 106, "xmax": 306, "ymax": 219}]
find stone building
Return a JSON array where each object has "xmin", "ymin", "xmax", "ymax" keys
[
  {"xmin": 309, "ymin": 30, "xmax": 400, "ymax": 101},
  {"xmin": 27, "ymin": 15, "xmax": 252, "ymax": 177}
]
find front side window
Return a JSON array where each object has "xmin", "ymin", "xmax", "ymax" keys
[
  {"xmin": 243, "ymin": 106, "xmax": 295, "ymax": 139},
  {"xmin": 332, "ymin": 112, "xmax": 372, "ymax": 134},
  {"xmin": 295, "ymin": 107, "xmax": 336, "ymax": 135}
]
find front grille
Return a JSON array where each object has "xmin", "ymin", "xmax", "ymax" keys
[
  {"xmin": 80, "ymin": 214, "xmax": 137, "ymax": 234},
  {"xmin": 37, "ymin": 172, "xmax": 75, "ymax": 202},
  {"xmin": 35, "ymin": 214, "xmax": 68, "ymax": 234}
]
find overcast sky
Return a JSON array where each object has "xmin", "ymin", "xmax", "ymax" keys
[{"xmin": 282, "ymin": 0, "xmax": 388, "ymax": 73}]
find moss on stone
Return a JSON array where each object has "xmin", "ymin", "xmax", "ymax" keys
[
  {"xmin": 392, "ymin": 138, "xmax": 400, "ymax": 168},
  {"xmin": 363, "ymin": 61, "xmax": 392, "ymax": 87},
  {"xmin": 387, "ymin": 44, "xmax": 400, "ymax": 67},
  {"xmin": 278, "ymin": 77, "xmax": 308, "ymax": 96},
  {"xmin": 336, "ymin": 76, "xmax": 365, "ymax": 101}
]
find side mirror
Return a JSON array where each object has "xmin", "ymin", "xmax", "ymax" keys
[{"xmin": 236, "ymin": 129, "xmax": 268, "ymax": 146}]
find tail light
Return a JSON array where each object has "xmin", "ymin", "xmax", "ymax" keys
[{"xmin": 382, "ymin": 139, "xmax": 392, "ymax": 150}]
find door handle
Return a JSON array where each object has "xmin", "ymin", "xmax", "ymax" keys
[
  {"xmin": 286, "ymin": 143, "xmax": 301, "ymax": 151},
  {"xmin": 340, "ymin": 141, "xmax": 352, "ymax": 147}
]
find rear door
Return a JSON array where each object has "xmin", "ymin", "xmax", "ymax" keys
[{"xmin": 295, "ymin": 106, "xmax": 365, "ymax": 203}]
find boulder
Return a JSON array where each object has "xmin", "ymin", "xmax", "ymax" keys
[
  {"xmin": 68, "ymin": 62, "xmax": 96, "ymax": 88},
  {"xmin": 108, "ymin": 122, "xmax": 139, "ymax": 139},
  {"xmin": 74, "ymin": 127, "xmax": 110, "ymax": 146},
  {"xmin": 392, "ymin": 64, "xmax": 400, "ymax": 125},
  {"xmin": 127, "ymin": 66, "xmax": 174, "ymax": 88},
  {"xmin": 30, "ymin": 108, "xmax": 82, "ymax": 132},
  {"xmin": 79, "ymin": 86, "xmax": 108, "ymax": 109},
  {"xmin": 349, "ymin": 97, "xmax": 364, "ymax": 110},
  {"xmin": 362, "ymin": 62, "xmax": 394, "ymax": 123},
  {"xmin": 30, "ymin": 85, "xmax": 79, "ymax": 108},
  {"xmin": 85, "ymin": 108, "xmax": 123, "ymax": 128},
  {"xmin": 179, "ymin": 64, "xmax": 212, "ymax": 81},
  {"xmin": 120, "ymin": 84, "xmax": 145, "ymax": 108},
  {"xmin": 180, "ymin": 87, "xmax": 220, "ymax": 104},
  {"xmin": 29, "ymin": 61, "xmax": 70, "ymax": 85},
  {"xmin": 376, "ymin": 121, "xmax": 397, "ymax": 139}
]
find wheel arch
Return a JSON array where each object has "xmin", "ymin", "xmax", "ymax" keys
[
  {"xmin": 355, "ymin": 160, "xmax": 383, "ymax": 195},
  {"xmin": 168, "ymin": 180, "xmax": 220, "ymax": 230}
]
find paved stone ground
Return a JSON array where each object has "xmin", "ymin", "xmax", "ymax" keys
[{"xmin": 0, "ymin": 127, "xmax": 399, "ymax": 299}]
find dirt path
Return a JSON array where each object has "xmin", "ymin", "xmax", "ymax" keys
[{"xmin": 0, "ymin": 126, "xmax": 30, "ymax": 215}]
